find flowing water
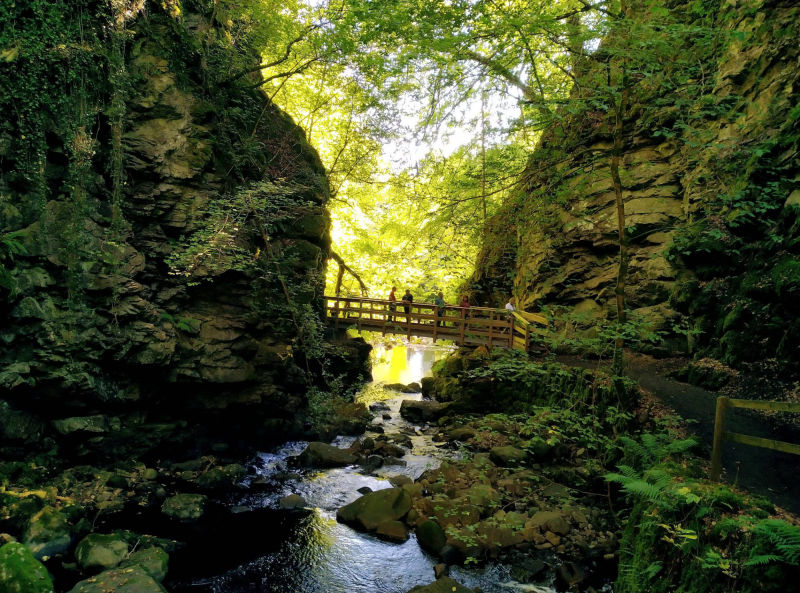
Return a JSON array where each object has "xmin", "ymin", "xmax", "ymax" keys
[{"xmin": 169, "ymin": 340, "xmax": 553, "ymax": 593}]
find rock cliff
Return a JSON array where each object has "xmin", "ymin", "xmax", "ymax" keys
[
  {"xmin": 0, "ymin": 1, "xmax": 360, "ymax": 449},
  {"xmin": 472, "ymin": 0, "xmax": 800, "ymax": 371}
]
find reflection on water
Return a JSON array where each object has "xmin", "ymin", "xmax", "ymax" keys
[{"xmin": 371, "ymin": 340, "xmax": 452, "ymax": 385}]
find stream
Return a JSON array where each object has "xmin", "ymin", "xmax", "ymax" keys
[{"xmin": 168, "ymin": 340, "xmax": 555, "ymax": 593}]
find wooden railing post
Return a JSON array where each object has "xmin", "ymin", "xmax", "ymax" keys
[{"xmin": 710, "ymin": 396, "xmax": 730, "ymax": 482}]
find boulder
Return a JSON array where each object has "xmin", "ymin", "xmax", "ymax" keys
[
  {"xmin": 161, "ymin": 494, "xmax": 207, "ymax": 521},
  {"xmin": 68, "ymin": 565, "xmax": 166, "ymax": 593},
  {"xmin": 120, "ymin": 547, "xmax": 169, "ymax": 582},
  {"xmin": 416, "ymin": 519, "xmax": 447, "ymax": 555},
  {"xmin": 337, "ymin": 488, "xmax": 412, "ymax": 531},
  {"xmin": 407, "ymin": 576, "xmax": 473, "ymax": 593},
  {"xmin": 0, "ymin": 542, "xmax": 54, "ymax": 593},
  {"xmin": 195, "ymin": 464, "xmax": 246, "ymax": 490},
  {"xmin": 363, "ymin": 454, "xmax": 385, "ymax": 473},
  {"xmin": 527, "ymin": 511, "xmax": 570, "ymax": 535},
  {"xmin": 388, "ymin": 475, "xmax": 413, "ymax": 487},
  {"xmin": 23, "ymin": 506, "xmax": 71, "ymax": 560},
  {"xmin": 376, "ymin": 520, "xmax": 409, "ymax": 543},
  {"xmin": 295, "ymin": 442, "xmax": 357, "ymax": 468},
  {"xmin": 489, "ymin": 445, "xmax": 527, "ymax": 467},
  {"xmin": 399, "ymin": 400, "xmax": 451, "ymax": 423},
  {"xmin": 51, "ymin": 415, "xmax": 117, "ymax": 435},
  {"xmin": 278, "ymin": 494, "xmax": 307, "ymax": 510},
  {"xmin": 385, "ymin": 383, "xmax": 420, "ymax": 393},
  {"xmin": 75, "ymin": 533, "xmax": 129, "ymax": 572}
]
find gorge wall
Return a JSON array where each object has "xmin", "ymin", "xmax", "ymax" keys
[
  {"xmin": 473, "ymin": 0, "xmax": 800, "ymax": 373},
  {"xmin": 0, "ymin": 0, "xmax": 354, "ymax": 452}
]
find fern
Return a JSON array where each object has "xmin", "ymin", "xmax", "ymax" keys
[{"xmin": 746, "ymin": 519, "xmax": 800, "ymax": 566}]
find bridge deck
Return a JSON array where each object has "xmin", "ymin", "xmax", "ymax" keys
[{"xmin": 324, "ymin": 296, "xmax": 547, "ymax": 351}]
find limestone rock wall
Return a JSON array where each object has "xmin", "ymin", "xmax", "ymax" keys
[
  {"xmin": 473, "ymin": 0, "xmax": 800, "ymax": 370},
  {"xmin": 0, "ymin": 1, "xmax": 349, "ymax": 443}
]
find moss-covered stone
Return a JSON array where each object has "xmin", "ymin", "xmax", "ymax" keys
[
  {"xmin": 120, "ymin": 547, "xmax": 169, "ymax": 583},
  {"xmin": 68, "ymin": 566, "xmax": 166, "ymax": 593},
  {"xmin": 23, "ymin": 506, "xmax": 71, "ymax": 560},
  {"xmin": 160, "ymin": 494, "xmax": 207, "ymax": 521},
  {"xmin": 75, "ymin": 533, "xmax": 130, "ymax": 572},
  {"xmin": 0, "ymin": 542, "xmax": 54, "ymax": 593}
]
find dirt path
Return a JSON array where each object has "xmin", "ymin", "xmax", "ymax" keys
[{"xmin": 558, "ymin": 354, "xmax": 800, "ymax": 514}]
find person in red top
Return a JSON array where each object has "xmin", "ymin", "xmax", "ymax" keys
[
  {"xmin": 388, "ymin": 286, "xmax": 397, "ymax": 322},
  {"xmin": 459, "ymin": 295, "xmax": 471, "ymax": 320}
]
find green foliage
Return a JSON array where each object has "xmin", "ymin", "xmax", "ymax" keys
[
  {"xmin": 0, "ymin": 232, "xmax": 27, "ymax": 298},
  {"xmin": 746, "ymin": 520, "xmax": 800, "ymax": 567}
]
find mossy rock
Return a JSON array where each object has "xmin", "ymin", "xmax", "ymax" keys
[
  {"xmin": 23, "ymin": 506, "xmax": 71, "ymax": 560},
  {"xmin": 194, "ymin": 464, "xmax": 246, "ymax": 490},
  {"xmin": 160, "ymin": 494, "xmax": 207, "ymax": 521},
  {"xmin": 68, "ymin": 566, "xmax": 166, "ymax": 593},
  {"xmin": 75, "ymin": 533, "xmax": 129, "ymax": 572},
  {"xmin": 120, "ymin": 547, "xmax": 169, "ymax": 582},
  {"xmin": 407, "ymin": 576, "xmax": 473, "ymax": 593},
  {"xmin": 0, "ymin": 542, "xmax": 54, "ymax": 593},
  {"xmin": 336, "ymin": 488, "xmax": 412, "ymax": 531},
  {"xmin": 416, "ymin": 519, "xmax": 447, "ymax": 555}
]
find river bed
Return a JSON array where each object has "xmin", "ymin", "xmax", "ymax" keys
[{"xmin": 169, "ymin": 340, "xmax": 556, "ymax": 593}]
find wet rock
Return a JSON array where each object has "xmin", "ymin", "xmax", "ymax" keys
[
  {"xmin": 556, "ymin": 562, "xmax": 585, "ymax": 589},
  {"xmin": 420, "ymin": 377, "xmax": 436, "ymax": 397},
  {"xmin": 384, "ymin": 433, "xmax": 413, "ymax": 448},
  {"xmin": 75, "ymin": 533, "xmax": 129, "ymax": 572},
  {"xmin": 0, "ymin": 541, "xmax": 54, "ymax": 593},
  {"xmin": 389, "ymin": 475, "xmax": 413, "ymax": 487},
  {"xmin": 439, "ymin": 544, "xmax": 463, "ymax": 565},
  {"xmin": 376, "ymin": 520, "xmax": 409, "ymax": 542},
  {"xmin": 278, "ymin": 494, "xmax": 307, "ymax": 510},
  {"xmin": 399, "ymin": 400, "xmax": 451, "ymax": 423},
  {"xmin": 382, "ymin": 412, "xmax": 392, "ymax": 420},
  {"xmin": 385, "ymin": 383, "xmax": 420, "ymax": 393},
  {"xmin": 489, "ymin": 445, "xmax": 527, "ymax": 467},
  {"xmin": 433, "ymin": 563, "xmax": 448, "ymax": 579},
  {"xmin": 120, "ymin": 547, "xmax": 169, "ymax": 582},
  {"xmin": 362, "ymin": 455, "xmax": 384, "ymax": 473},
  {"xmin": 295, "ymin": 442, "xmax": 357, "ymax": 468},
  {"xmin": 68, "ymin": 565, "xmax": 166, "ymax": 593},
  {"xmin": 510, "ymin": 555, "xmax": 547, "ymax": 583},
  {"xmin": 161, "ymin": 493, "xmax": 207, "ymax": 521},
  {"xmin": 416, "ymin": 519, "xmax": 447, "ymax": 555},
  {"xmin": 23, "ymin": 505, "xmax": 71, "ymax": 560},
  {"xmin": 369, "ymin": 402, "xmax": 390, "ymax": 412},
  {"xmin": 384, "ymin": 456, "xmax": 407, "ymax": 466},
  {"xmin": 375, "ymin": 442, "xmax": 406, "ymax": 458},
  {"xmin": 407, "ymin": 576, "xmax": 473, "ymax": 592},
  {"xmin": 337, "ymin": 487, "xmax": 412, "ymax": 531},
  {"xmin": 195, "ymin": 464, "xmax": 245, "ymax": 490}
]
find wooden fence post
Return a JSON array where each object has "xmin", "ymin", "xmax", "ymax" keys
[{"xmin": 710, "ymin": 396, "xmax": 730, "ymax": 482}]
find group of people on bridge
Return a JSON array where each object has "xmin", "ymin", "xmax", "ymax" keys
[{"xmin": 386, "ymin": 286, "xmax": 516, "ymax": 326}]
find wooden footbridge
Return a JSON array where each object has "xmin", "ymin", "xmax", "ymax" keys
[{"xmin": 324, "ymin": 296, "xmax": 548, "ymax": 351}]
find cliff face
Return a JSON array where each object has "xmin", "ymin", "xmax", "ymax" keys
[
  {"xmin": 0, "ymin": 1, "xmax": 351, "ymax": 446},
  {"xmin": 473, "ymin": 0, "xmax": 800, "ymax": 371}
]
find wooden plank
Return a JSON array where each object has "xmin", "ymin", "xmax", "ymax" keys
[
  {"xmin": 727, "ymin": 399, "xmax": 800, "ymax": 413},
  {"xmin": 710, "ymin": 396, "xmax": 729, "ymax": 482},
  {"xmin": 724, "ymin": 431, "xmax": 800, "ymax": 456}
]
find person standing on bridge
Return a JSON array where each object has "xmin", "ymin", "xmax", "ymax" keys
[
  {"xmin": 402, "ymin": 289, "xmax": 413, "ymax": 319},
  {"xmin": 434, "ymin": 291, "xmax": 446, "ymax": 326},
  {"xmin": 459, "ymin": 295, "xmax": 471, "ymax": 319},
  {"xmin": 388, "ymin": 286, "xmax": 397, "ymax": 322},
  {"xmin": 505, "ymin": 297, "xmax": 516, "ymax": 312}
]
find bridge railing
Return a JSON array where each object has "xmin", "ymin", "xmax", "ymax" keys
[{"xmin": 323, "ymin": 296, "xmax": 548, "ymax": 351}]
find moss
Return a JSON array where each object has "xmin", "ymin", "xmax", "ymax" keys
[{"xmin": 0, "ymin": 542, "xmax": 54, "ymax": 593}]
